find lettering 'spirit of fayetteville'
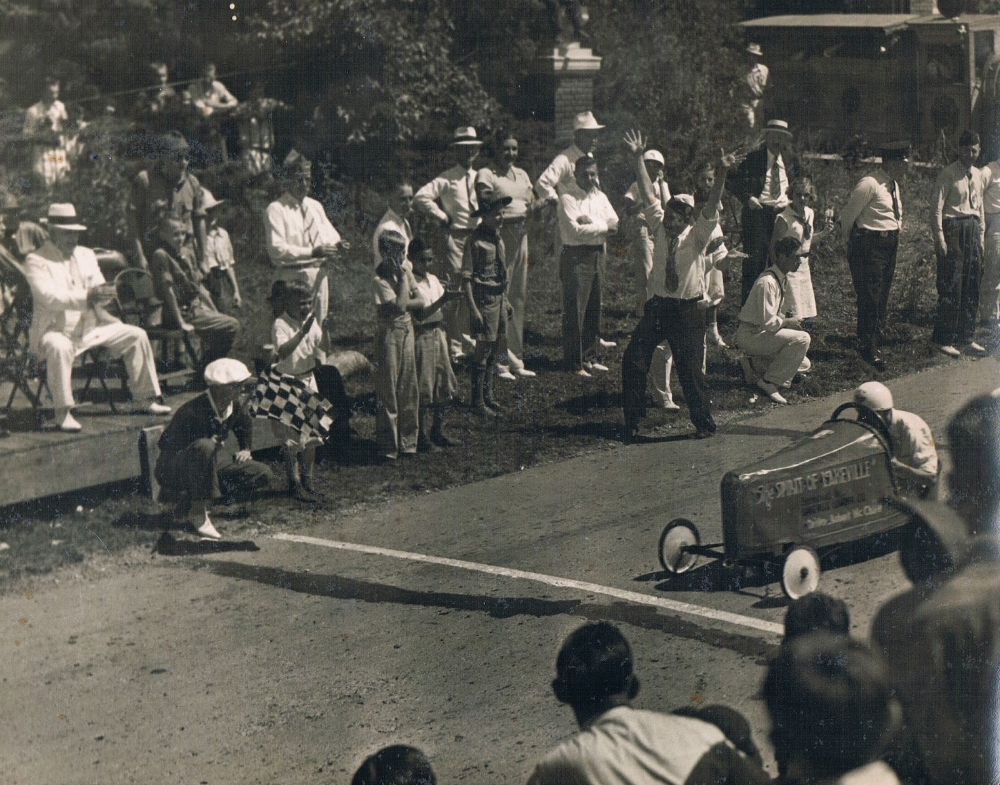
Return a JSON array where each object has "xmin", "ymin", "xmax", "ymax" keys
[{"xmin": 753, "ymin": 458, "xmax": 872, "ymax": 505}]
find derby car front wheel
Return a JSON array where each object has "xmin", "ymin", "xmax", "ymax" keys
[
  {"xmin": 780, "ymin": 546, "xmax": 821, "ymax": 599},
  {"xmin": 659, "ymin": 519, "xmax": 701, "ymax": 574}
]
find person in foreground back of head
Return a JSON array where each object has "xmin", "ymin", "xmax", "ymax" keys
[
  {"xmin": 351, "ymin": 744, "xmax": 436, "ymax": 785},
  {"xmin": 526, "ymin": 621, "xmax": 768, "ymax": 785},
  {"xmin": 782, "ymin": 591, "xmax": 850, "ymax": 645},
  {"xmin": 764, "ymin": 633, "xmax": 901, "ymax": 785}
]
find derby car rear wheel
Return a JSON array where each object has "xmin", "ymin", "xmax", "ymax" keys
[
  {"xmin": 659, "ymin": 519, "xmax": 701, "ymax": 574},
  {"xmin": 781, "ymin": 546, "xmax": 821, "ymax": 599}
]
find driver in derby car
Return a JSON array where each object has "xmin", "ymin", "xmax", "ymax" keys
[{"xmin": 853, "ymin": 381, "xmax": 938, "ymax": 498}]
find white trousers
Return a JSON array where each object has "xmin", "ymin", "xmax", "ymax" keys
[
  {"xmin": 41, "ymin": 324, "xmax": 161, "ymax": 409},
  {"xmin": 735, "ymin": 324, "xmax": 811, "ymax": 388}
]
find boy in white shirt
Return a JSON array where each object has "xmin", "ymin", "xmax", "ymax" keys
[{"xmin": 201, "ymin": 188, "xmax": 242, "ymax": 315}]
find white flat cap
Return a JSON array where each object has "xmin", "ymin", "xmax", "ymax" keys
[
  {"xmin": 642, "ymin": 149, "xmax": 665, "ymax": 165},
  {"xmin": 204, "ymin": 358, "xmax": 252, "ymax": 386}
]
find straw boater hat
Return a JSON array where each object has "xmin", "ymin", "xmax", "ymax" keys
[
  {"xmin": 642, "ymin": 149, "xmax": 665, "ymax": 165},
  {"xmin": 746, "ymin": 43, "xmax": 763, "ymax": 57},
  {"xmin": 46, "ymin": 203, "xmax": 87, "ymax": 232},
  {"xmin": 450, "ymin": 127, "xmax": 483, "ymax": 146},
  {"xmin": 201, "ymin": 187, "xmax": 227, "ymax": 211},
  {"xmin": 763, "ymin": 119, "xmax": 793, "ymax": 139},
  {"xmin": 573, "ymin": 111, "xmax": 604, "ymax": 131},
  {"xmin": 472, "ymin": 195, "xmax": 512, "ymax": 217}
]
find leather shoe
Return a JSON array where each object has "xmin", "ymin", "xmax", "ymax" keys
[
  {"xmin": 757, "ymin": 379, "xmax": 788, "ymax": 404},
  {"xmin": 861, "ymin": 349, "xmax": 885, "ymax": 371},
  {"xmin": 966, "ymin": 341, "xmax": 987, "ymax": 355},
  {"xmin": 144, "ymin": 401, "xmax": 173, "ymax": 415},
  {"xmin": 935, "ymin": 343, "xmax": 961, "ymax": 358},
  {"xmin": 584, "ymin": 361, "xmax": 609, "ymax": 373},
  {"xmin": 574, "ymin": 368, "xmax": 592, "ymax": 378},
  {"xmin": 595, "ymin": 338, "xmax": 617, "ymax": 349},
  {"xmin": 58, "ymin": 412, "xmax": 83, "ymax": 432},
  {"xmin": 495, "ymin": 366, "xmax": 517, "ymax": 380},
  {"xmin": 512, "ymin": 367, "xmax": 536, "ymax": 378},
  {"xmin": 194, "ymin": 519, "xmax": 222, "ymax": 540}
]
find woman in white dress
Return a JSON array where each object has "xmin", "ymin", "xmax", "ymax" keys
[
  {"xmin": 769, "ymin": 177, "xmax": 831, "ymax": 325},
  {"xmin": 23, "ymin": 76, "xmax": 70, "ymax": 187}
]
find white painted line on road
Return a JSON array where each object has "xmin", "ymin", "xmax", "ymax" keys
[{"xmin": 272, "ymin": 533, "xmax": 784, "ymax": 637}]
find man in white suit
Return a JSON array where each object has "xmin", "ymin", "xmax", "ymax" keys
[{"xmin": 24, "ymin": 203, "xmax": 171, "ymax": 432}]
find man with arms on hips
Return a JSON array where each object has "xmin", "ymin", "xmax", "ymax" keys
[
  {"xmin": 155, "ymin": 359, "xmax": 272, "ymax": 540},
  {"xmin": 852, "ymin": 381, "xmax": 938, "ymax": 497},
  {"xmin": 620, "ymin": 130, "xmax": 735, "ymax": 442},
  {"xmin": 839, "ymin": 141, "xmax": 909, "ymax": 371},
  {"xmin": 265, "ymin": 150, "xmax": 347, "ymax": 336},
  {"xmin": 930, "ymin": 129, "xmax": 987, "ymax": 358},
  {"xmin": 373, "ymin": 180, "xmax": 414, "ymax": 267},
  {"xmin": 24, "ymin": 203, "xmax": 171, "ymax": 432},
  {"xmin": 735, "ymin": 236, "xmax": 811, "ymax": 405},
  {"xmin": 414, "ymin": 126, "xmax": 483, "ymax": 363},
  {"xmin": 557, "ymin": 155, "xmax": 619, "ymax": 376}
]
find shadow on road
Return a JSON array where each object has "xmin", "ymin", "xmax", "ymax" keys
[{"xmin": 203, "ymin": 559, "xmax": 777, "ymax": 659}]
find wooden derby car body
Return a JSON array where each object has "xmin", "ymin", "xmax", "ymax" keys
[{"xmin": 659, "ymin": 404, "xmax": 932, "ymax": 598}]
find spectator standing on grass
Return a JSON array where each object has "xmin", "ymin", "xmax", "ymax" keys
[
  {"xmin": 839, "ymin": 142, "xmax": 909, "ymax": 371},
  {"xmin": 408, "ymin": 238, "xmax": 461, "ymax": 449},
  {"xmin": 22, "ymin": 76, "xmax": 70, "ymax": 188},
  {"xmin": 200, "ymin": 188, "xmax": 242, "ymax": 315},
  {"xmin": 770, "ymin": 176, "xmax": 830, "ymax": 327},
  {"xmin": 729, "ymin": 119, "xmax": 798, "ymax": 306},
  {"xmin": 764, "ymin": 633, "xmax": 902, "ymax": 785},
  {"xmin": 476, "ymin": 129, "xmax": 538, "ymax": 380},
  {"xmin": 622, "ymin": 148, "xmax": 671, "ymax": 318},
  {"xmin": 621, "ymin": 131, "xmax": 734, "ymax": 442},
  {"xmin": 558, "ymin": 155, "xmax": 618, "ymax": 377},
  {"xmin": 930, "ymin": 130, "xmax": 987, "ymax": 358},
  {"xmin": 373, "ymin": 181, "xmax": 414, "ymax": 267},
  {"xmin": 734, "ymin": 236, "xmax": 811, "ymax": 405},
  {"xmin": 352, "ymin": 745, "xmax": 436, "ymax": 785},
  {"xmin": 526, "ymin": 621, "xmax": 769, "ymax": 785},
  {"xmin": 155, "ymin": 359, "xmax": 272, "ymax": 541},
  {"xmin": 740, "ymin": 44, "xmax": 769, "ymax": 131},
  {"xmin": 414, "ymin": 126, "xmax": 483, "ymax": 364},
  {"xmin": 373, "ymin": 231, "xmax": 419, "ymax": 460},
  {"xmin": 128, "ymin": 131, "xmax": 207, "ymax": 272},
  {"xmin": 24, "ymin": 203, "xmax": 172, "ymax": 433},
  {"xmin": 976, "ymin": 152, "xmax": 1000, "ymax": 338},
  {"xmin": 462, "ymin": 195, "xmax": 511, "ymax": 418}
]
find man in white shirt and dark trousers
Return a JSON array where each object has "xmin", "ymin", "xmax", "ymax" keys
[
  {"xmin": 839, "ymin": 141, "xmax": 909, "ymax": 371},
  {"xmin": 557, "ymin": 155, "xmax": 619, "ymax": 376},
  {"xmin": 931, "ymin": 130, "xmax": 987, "ymax": 358},
  {"xmin": 414, "ymin": 126, "xmax": 483, "ymax": 363},
  {"xmin": 621, "ymin": 131, "xmax": 736, "ymax": 442}
]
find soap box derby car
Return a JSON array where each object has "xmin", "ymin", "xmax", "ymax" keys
[{"xmin": 658, "ymin": 402, "xmax": 939, "ymax": 599}]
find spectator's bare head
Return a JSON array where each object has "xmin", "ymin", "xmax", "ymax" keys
[
  {"xmin": 351, "ymin": 745, "xmax": 436, "ymax": 785},
  {"xmin": 764, "ymin": 633, "xmax": 897, "ymax": 780},
  {"xmin": 552, "ymin": 622, "xmax": 637, "ymax": 721},
  {"xmin": 959, "ymin": 130, "xmax": 981, "ymax": 170},
  {"xmin": 783, "ymin": 592, "xmax": 850, "ymax": 643},
  {"xmin": 407, "ymin": 237, "xmax": 434, "ymax": 273},
  {"xmin": 774, "ymin": 235, "xmax": 804, "ymax": 274},
  {"xmin": 390, "ymin": 181, "xmax": 414, "ymax": 219},
  {"xmin": 378, "ymin": 230, "xmax": 407, "ymax": 267},
  {"xmin": 787, "ymin": 176, "xmax": 816, "ymax": 208},
  {"xmin": 492, "ymin": 128, "xmax": 519, "ymax": 168},
  {"xmin": 947, "ymin": 394, "xmax": 1000, "ymax": 536},
  {"xmin": 279, "ymin": 150, "xmax": 312, "ymax": 200},
  {"xmin": 282, "ymin": 279, "xmax": 312, "ymax": 319},
  {"xmin": 573, "ymin": 154, "xmax": 599, "ymax": 193},
  {"xmin": 154, "ymin": 131, "xmax": 190, "ymax": 181},
  {"xmin": 44, "ymin": 75, "xmax": 60, "ymax": 101},
  {"xmin": 202, "ymin": 62, "xmax": 217, "ymax": 82},
  {"xmin": 156, "ymin": 216, "xmax": 187, "ymax": 252},
  {"xmin": 693, "ymin": 161, "xmax": 715, "ymax": 199}
]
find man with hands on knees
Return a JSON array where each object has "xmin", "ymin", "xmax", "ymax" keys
[{"xmin": 620, "ymin": 130, "xmax": 737, "ymax": 442}]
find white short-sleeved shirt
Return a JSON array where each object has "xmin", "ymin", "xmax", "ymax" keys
[{"xmin": 272, "ymin": 313, "xmax": 324, "ymax": 380}]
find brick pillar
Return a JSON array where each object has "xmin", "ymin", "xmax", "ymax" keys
[{"xmin": 537, "ymin": 42, "xmax": 602, "ymax": 151}]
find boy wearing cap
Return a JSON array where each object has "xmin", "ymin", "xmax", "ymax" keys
[
  {"xmin": 156, "ymin": 358, "xmax": 271, "ymax": 539},
  {"xmin": 24, "ymin": 203, "xmax": 172, "ymax": 432},
  {"xmin": 373, "ymin": 181, "xmax": 414, "ymax": 267},
  {"xmin": 622, "ymin": 148, "xmax": 671, "ymax": 317},
  {"xmin": 931, "ymin": 130, "xmax": 987, "ymax": 358},
  {"xmin": 201, "ymin": 188, "xmax": 241, "ymax": 315},
  {"xmin": 462, "ymin": 195, "xmax": 511, "ymax": 417},
  {"xmin": 840, "ymin": 142, "xmax": 909, "ymax": 370},
  {"xmin": 741, "ymin": 43, "xmax": 769, "ymax": 129},
  {"xmin": 415, "ymin": 126, "xmax": 484, "ymax": 363},
  {"xmin": 735, "ymin": 236, "xmax": 811, "ymax": 405}
]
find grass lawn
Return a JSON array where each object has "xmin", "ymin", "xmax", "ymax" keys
[{"xmin": 0, "ymin": 155, "xmax": 969, "ymax": 590}]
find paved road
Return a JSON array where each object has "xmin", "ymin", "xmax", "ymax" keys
[{"xmin": 4, "ymin": 357, "xmax": 997, "ymax": 784}]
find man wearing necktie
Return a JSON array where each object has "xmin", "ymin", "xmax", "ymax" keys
[
  {"xmin": 728, "ymin": 119, "xmax": 797, "ymax": 305},
  {"xmin": 415, "ymin": 126, "xmax": 483, "ymax": 363},
  {"xmin": 930, "ymin": 130, "xmax": 987, "ymax": 358},
  {"xmin": 840, "ymin": 141, "xmax": 910, "ymax": 370}
]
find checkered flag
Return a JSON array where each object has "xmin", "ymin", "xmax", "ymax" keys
[{"xmin": 249, "ymin": 368, "xmax": 335, "ymax": 441}]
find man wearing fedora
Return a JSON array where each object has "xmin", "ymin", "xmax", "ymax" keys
[
  {"xmin": 24, "ymin": 203, "xmax": 172, "ymax": 432},
  {"xmin": 741, "ymin": 43, "xmax": 769, "ymax": 130},
  {"xmin": 415, "ymin": 126, "xmax": 483, "ymax": 363},
  {"xmin": 839, "ymin": 141, "xmax": 910, "ymax": 370},
  {"xmin": 728, "ymin": 118, "xmax": 799, "ymax": 305}
]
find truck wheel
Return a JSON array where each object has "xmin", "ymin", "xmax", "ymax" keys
[
  {"xmin": 781, "ymin": 546, "xmax": 821, "ymax": 599},
  {"xmin": 659, "ymin": 519, "xmax": 701, "ymax": 574}
]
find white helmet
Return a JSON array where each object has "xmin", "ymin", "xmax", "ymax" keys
[{"xmin": 855, "ymin": 381, "xmax": 893, "ymax": 412}]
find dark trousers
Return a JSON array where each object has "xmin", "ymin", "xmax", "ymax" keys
[
  {"xmin": 204, "ymin": 269, "xmax": 237, "ymax": 316},
  {"xmin": 186, "ymin": 300, "xmax": 240, "ymax": 373},
  {"xmin": 560, "ymin": 244, "xmax": 604, "ymax": 370},
  {"xmin": 622, "ymin": 295, "xmax": 715, "ymax": 432},
  {"xmin": 741, "ymin": 204, "xmax": 780, "ymax": 305},
  {"xmin": 156, "ymin": 438, "xmax": 272, "ymax": 502},
  {"xmin": 933, "ymin": 217, "xmax": 982, "ymax": 346},
  {"xmin": 847, "ymin": 228, "xmax": 899, "ymax": 353}
]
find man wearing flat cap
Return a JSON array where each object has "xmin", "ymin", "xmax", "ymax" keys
[
  {"xmin": 155, "ymin": 358, "xmax": 272, "ymax": 540},
  {"xmin": 128, "ymin": 130, "xmax": 207, "ymax": 273},
  {"xmin": 25, "ymin": 203, "xmax": 172, "ymax": 432},
  {"xmin": 839, "ymin": 140, "xmax": 909, "ymax": 370},
  {"xmin": 930, "ymin": 130, "xmax": 987, "ymax": 358},
  {"xmin": 415, "ymin": 126, "xmax": 484, "ymax": 363}
]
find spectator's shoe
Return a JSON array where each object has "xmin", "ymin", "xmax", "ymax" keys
[
  {"xmin": 757, "ymin": 379, "xmax": 788, "ymax": 404},
  {"xmin": 512, "ymin": 366, "xmax": 536, "ymax": 377},
  {"xmin": 966, "ymin": 341, "xmax": 987, "ymax": 356},
  {"xmin": 141, "ymin": 401, "xmax": 173, "ymax": 415},
  {"xmin": 595, "ymin": 337, "xmax": 617, "ymax": 349},
  {"xmin": 495, "ymin": 365, "xmax": 517, "ymax": 381},
  {"xmin": 623, "ymin": 417, "xmax": 640, "ymax": 444},
  {"xmin": 860, "ymin": 348, "xmax": 886, "ymax": 371},
  {"xmin": 194, "ymin": 518, "xmax": 222, "ymax": 541},
  {"xmin": 706, "ymin": 327, "xmax": 727, "ymax": 347},
  {"xmin": 57, "ymin": 412, "xmax": 83, "ymax": 432},
  {"xmin": 935, "ymin": 343, "xmax": 961, "ymax": 358},
  {"xmin": 584, "ymin": 361, "xmax": 609, "ymax": 373},
  {"xmin": 656, "ymin": 397, "xmax": 681, "ymax": 411},
  {"xmin": 574, "ymin": 367, "xmax": 592, "ymax": 378}
]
